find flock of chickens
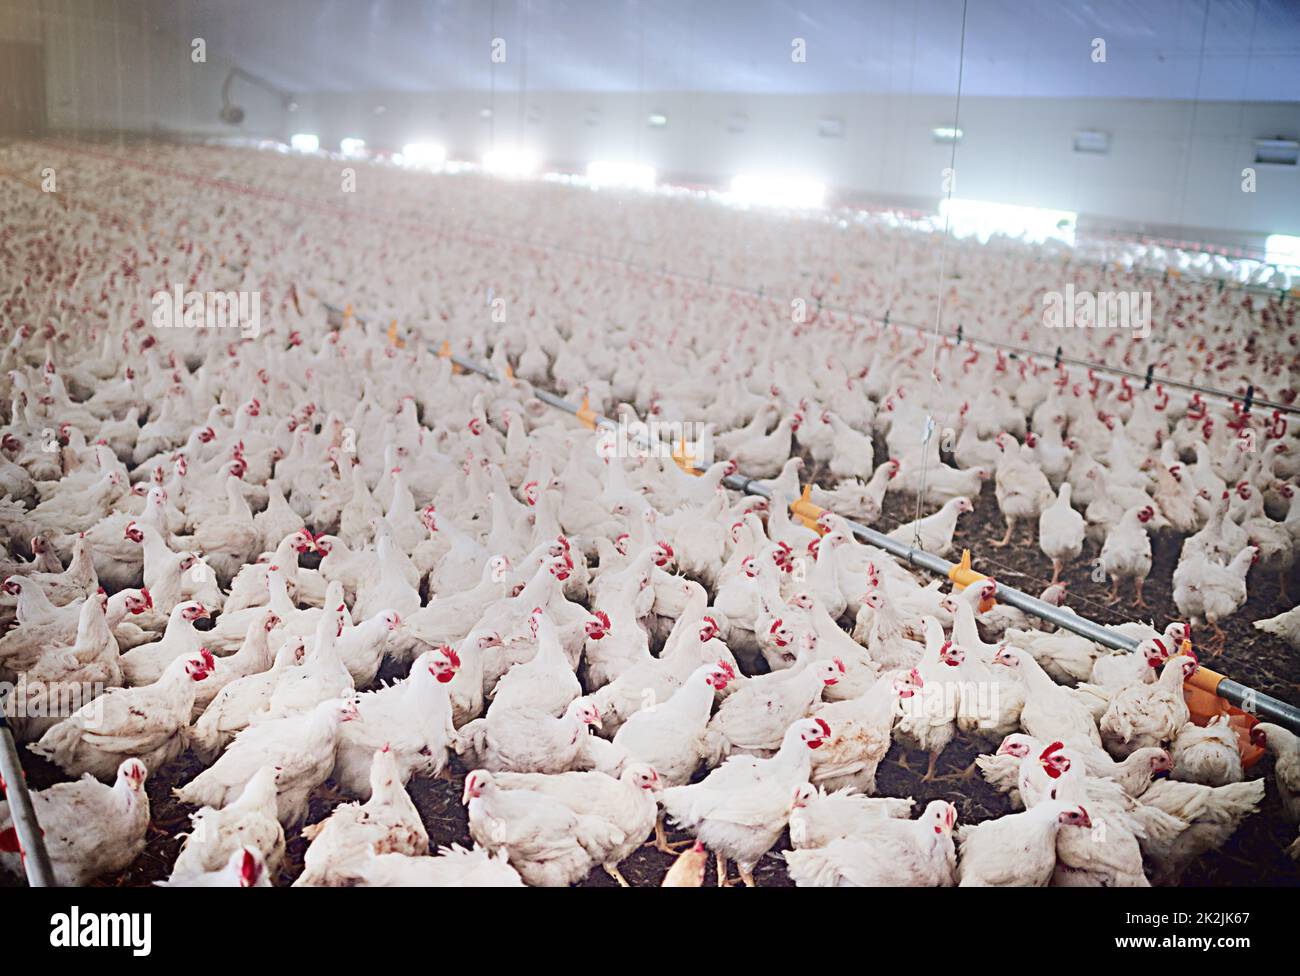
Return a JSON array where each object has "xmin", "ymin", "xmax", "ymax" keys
[{"xmin": 0, "ymin": 140, "xmax": 1297, "ymax": 887}]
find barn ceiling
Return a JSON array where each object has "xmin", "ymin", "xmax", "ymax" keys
[{"xmin": 137, "ymin": 0, "xmax": 1300, "ymax": 101}]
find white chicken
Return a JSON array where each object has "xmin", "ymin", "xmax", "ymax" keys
[
  {"xmin": 295, "ymin": 746, "xmax": 430, "ymax": 886},
  {"xmin": 32, "ymin": 650, "xmax": 213, "ymax": 780},
  {"xmin": 175, "ymin": 697, "xmax": 360, "ymax": 826},
  {"xmin": 487, "ymin": 764, "xmax": 661, "ymax": 885},
  {"xmin": 167, "ymin": 764, "xmax": 285, "ymax": 884},
  {"xmin": 784, "ymin": 799, "xmax": 956, "ymax": 887},
  {"xmin": 661, "ymin": 717, "xmax": 829, "ymax": 886},
  {"xmin": 332, "ymin": 645, "xmax": 460, "ymax": 798},
  {"xmin": 956, "ymin": 800, "xmax": 1092, "ymax": 886},
  {"xmin": 1038, "ymin": 482, "xmax": 1085, "ymax": 583},
  {"xmin": 0, "ymin": 758, "xmax": 149, "ymax": 886}
]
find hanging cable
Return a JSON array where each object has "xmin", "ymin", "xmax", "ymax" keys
[{"xmin": 912, "ymin": 0, "xmax": 969, "ymax": 548}]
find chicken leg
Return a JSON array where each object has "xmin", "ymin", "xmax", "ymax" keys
[
  {"xmin": 739, "ymin": 866, "xmax": 758, "ymax": 887},
  {"xmin": 921, "ymin": 750, "xmax": 941, "ymax": 782},
  {"xmin": 991, "ymin": 518, "xmax": 1015, "ymax": 548},
  {"xmin": 603, "ymin": 863, "xmax": 632, "ymax": 887},
  {"xmin": 715, "ymin": 850, "xmax": 737, "ymax": 887},
  {"xmin": 647, "ymin": 813, "xmax": 691, "ymax": 855},
  {"xmin": 1206, "ymin": 618, "xmax": 1226, "ymax": 655},
  {"xmin": 1133, "ymin": 577, "xmax": 1148, "ymax": 610},
  {"xmin": 1106, "ymin": 575, "xmax": 1122, "ymax": 605},
  {"xmin": 1050, "ymin": 558, "xmax": 1063, "ymax": 585}
]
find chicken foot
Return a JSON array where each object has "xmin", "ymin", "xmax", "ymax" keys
[{"xmin": 936, "ymin": 759, "xmax": 980, "ymax": 783}]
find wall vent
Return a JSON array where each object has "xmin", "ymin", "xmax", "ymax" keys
[
  {"xmin": 818, "ymin": 117, "xmax": 844, "ymax": 138},
  {"xmin": 1255, "ymin": 139, "xmax": 1298, "ymax": 166},
  {"xmin": 1073, "ymin": 130, "xmax": 1110, "ymax": 154}
]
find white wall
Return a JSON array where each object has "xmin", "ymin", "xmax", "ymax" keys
[
  {"xmin": 296, "ymin": 88, "xmax": 1300, "ymax": 239},
  {"xmin": 0, "ymin": 0, "xmax": 286, "ymax": 139}
]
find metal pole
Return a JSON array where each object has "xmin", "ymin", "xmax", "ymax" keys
[{"xmin": 0, "ymin": 714, "xmax": 56, "ymax": 886}]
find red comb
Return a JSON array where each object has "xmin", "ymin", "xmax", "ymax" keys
[{"xmin": 1039, "ymin": 741, "xmax": 1068, "ymax": 778}]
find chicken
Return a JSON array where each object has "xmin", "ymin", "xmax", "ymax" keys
[
  {"xmin": 809, "ymin": 668, "xmax": 917, "ymax": 794},
  {"xmin": 1000, "ymin": 625, "xmax": 1104, "ymax": 687},
  {"xmin": 263, "ymin": 604, "xmax": 355, "ymax": 719},
  {"xmin": 488, "ymin": 765, "xmax": 661, "ymax": 885},
  {"xmin": 32, "ymin": 650, "xmax": 213, "ymax": 780},
  {"xmin": 730, "ymin": 413, "xmax": 798, "ymax": 478},
  {"xmin": 175, "ymin": 697, "xmax": 360, "ymax": 827},
  {"xmin": 661, "ymin": 717, "xmax": 829, "ymax": 886},
  {"xmin": 660, "ymin": 840, "xmax": 709, "ymax": 887},
  {"xmin": 159, "ymin": 846, "xmax": 273, "ymax": 887},
  {"xmin": 486, "ymin": 610, "xmax": 580, "ymax": 718},
  {"xmin": 1253, "ymin": 603, "xmax": 1300, "ymax": 650},
  {"xmin": 784, "ymin": 799, "xmax": 956, "ymax": 887},
  {"xmin": 1098, "ymin": 504, "xmax": 1157, "ymax": 608},
  {"xmin": 1170, "ymin": 716, "xmax": 1245, "ymax": 787},
  {"xmin": 167, "ymin": 765, "xmax": 285, "ymax": 884},
  {"xmin": 294, "ymin": 746, "xmax": 430, "ymax": 886},
  {"xmin": 190, "ymin": 638, "xmax": 307, "ymax": 762},
  {"xmin": 956, "ymin": 800, "xmax": 1092, "ymax": 886},
  {"xmin": 352, "ymin": 845, "xmax": 524, "ymax": 886},
  {"xmin": 991, "ymin": 432, "xmax": 1054, "ymax": 547},
  {"xmin": 332, "ymin": 645, "xmax": 460, "ymax": 798},
  {"xmin": 6, "ymin": 590, "xmax": 124, "ymax": 742},
  {"xmin": 1173, "ymin": 546, "xmax": 1258, "ymax": 645},
  {"xmin": 1087, "ymin": 634, "xmax": 1175, "ymax": 693},
  {"xmin": 0, "ymin": 758, "xmax": 148, "ymax": 886},
  {"xmin": 189, "ymin": 474, "xmax": 260, "ymax": 586},
  {"xmin": 980, "ymin": 732, "xmax": 1176, "ymax": 806},
  {"xmin": 884, "ymin": 496, "xmax": 973, "ymax": 556},
  {"xmin": 708, "ymin": 633, "xmax": 842, "ymax": 757},
  {"xmin": 610, "ymin": 661, "xmax": 731, "ymax": 787},
  {"xmin": 1019, "ymin": 743, "xmax": 1152, "ymax": 887},
  {"xmin": 787, "ymin": 787, "xmax": 914, "ymax": 848},
  {"xmin": 1038, "ymin": 482, "xmax": 1085, "ymax": 583},
  {"xmin": 456, "ymin": 696, "xmax": 603, "ymax": 774},
  {"xmin": 192, "ymin": 609, "xmax": 281, "ymax": 719},
  {"xmin": 991, "ymin": 645, "xmax": 1103, "ymax": 748},
  {"xmin": 461, "ymin": 768, "xmax": 617, "ymax": 886},
  {"xmin": 1249, "ymin": 722, "xmax": 1300, "ymax": 835},
  {"xmin": 1138, "ymin": 778, "xmax": 1266, "ymax": 884},
  {"xmin": 1097, "ymin": 657, "xmax": 1196, "ymax": 764},
  {"xmin": 118, "ymin": 600, "xmax": 210, "ymax": 686},
  {"xmin": 894, "ymin": 620, "xmax": 963, "ymax": 780}
]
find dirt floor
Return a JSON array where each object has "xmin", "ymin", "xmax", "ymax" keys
[{"xmin": 5, "ymin": 457, "xmax": 1299, "ymax": 888}]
